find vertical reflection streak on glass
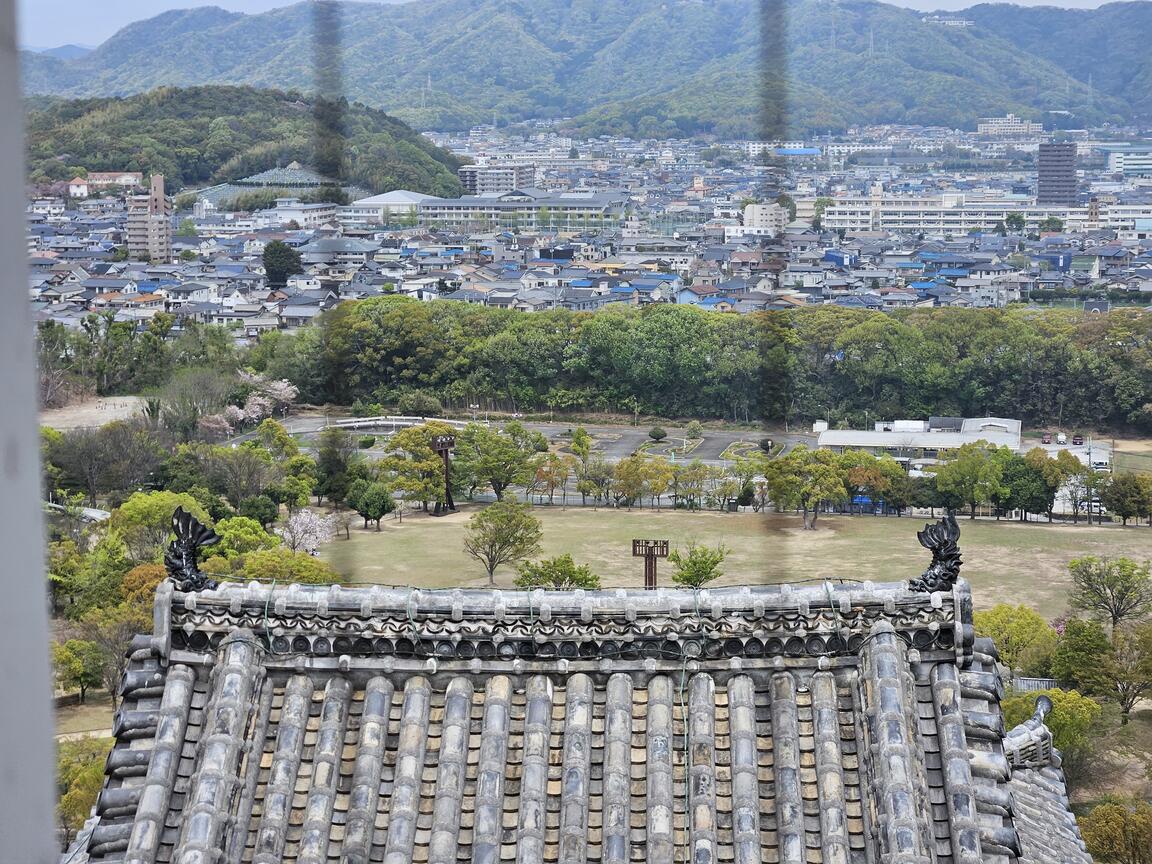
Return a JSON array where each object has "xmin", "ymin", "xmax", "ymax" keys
[{"xmin": 313, "ymin": 1, "xmax": 346, "ymax": 182}]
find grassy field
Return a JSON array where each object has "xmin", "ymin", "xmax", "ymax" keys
[
  {"xmin": 320, "ymin": 507, "xmax": 1152, "ymax": 618},
  {"xmin": 55, "ymin": 695, "xmax": 115, "ymax": 736}
]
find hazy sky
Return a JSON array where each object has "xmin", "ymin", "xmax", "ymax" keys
[{"xmin": 19, "ymin": 0, "xmax": 1111, "ymax": 50}]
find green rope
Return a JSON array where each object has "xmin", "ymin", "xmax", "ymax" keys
[{"xmin": 264, "ymin": 579, "xmax": 277, "ymax": 653}]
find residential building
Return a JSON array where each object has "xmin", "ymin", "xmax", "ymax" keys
[
  {"xmin": 741, "ymin": 202, "xmax": 787, "ymax": 236},
  {"xmin": 269, "ymin": 198, "xmax": 338, "ymax": 229},
  {"xmin": 126, "ymin": 175, "xmax": 172, "ymax": 263},
  {"xmin": 418, "ymin": 189, "xmax": 628, "ymax": 232},
  {"xmin": 1036, "ymin": 142, "xmax": 1078, "ymax": 206},
  {"xmin": 86, "ymin": 171, "xmax": 144, "ymax": 188},
  {"xmin": 977, "ymin": 114, "xmax": 1044, "ymax": 137},
  {"xmin": 458, "ymin": 163, "xmax": 537, "ymax": 194}
]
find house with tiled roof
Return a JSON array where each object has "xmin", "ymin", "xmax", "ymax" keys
[{"xmin": 66, "ymin": 518, "xmax": 1091, "ymax": 864}]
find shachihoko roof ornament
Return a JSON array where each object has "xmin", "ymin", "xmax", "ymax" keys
[
  {"xmin": 909, "ymin": 512, "xmax": 963, "ymax": 592},
  {"xmin": 164, "ymin": 507, "xmax": 220, "ymax": 592}
]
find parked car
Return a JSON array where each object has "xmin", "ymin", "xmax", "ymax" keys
[
  {"xmin": 1041, "ymin": 431, "xmax": 1052, "ymax": 444},
  {"xmin": 1072, "ymin": 434, "xmax": 1084, "ymax": 446},
  {"xmin": 1056, "ymin": 432, "xmax": 1067, "ymax": 445}
]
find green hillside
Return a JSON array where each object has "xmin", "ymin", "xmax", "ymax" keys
[
  {"xmin": 24, "ymin": 85, "xmax": 464, "ymax": 196},
  {"xmin": 18, "ymin": 0, "xmax": 1146, "ymax": 136}
]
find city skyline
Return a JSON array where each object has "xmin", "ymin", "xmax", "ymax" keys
[{"xmin": 20, "ymin": 0, "xmax": 1112, "ymax": 51}]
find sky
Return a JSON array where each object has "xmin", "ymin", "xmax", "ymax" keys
[{"xmin": 19, "ymin": 0, "xmax": 1111, "ymax": 50}]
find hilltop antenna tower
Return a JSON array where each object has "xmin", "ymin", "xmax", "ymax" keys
[{"xmin": 869, "ymin": 27, "xmax": 875, "ymax": 58}]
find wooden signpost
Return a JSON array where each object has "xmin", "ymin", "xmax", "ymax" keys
[
  {"xmin": 632, "ymin": 539, "xmax": 669, "ymax": 590},
  {"xmin": 431, "ymin": 434, "xmax": 456, "ymax": 515}
]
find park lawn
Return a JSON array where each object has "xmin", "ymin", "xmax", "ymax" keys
[
  {"xmin": 320, "ymin": 507, "xmax": 1152, "ymax": 618},
  {"xmin": 55, "ymin": 694, "xmax": 115, "ymax": 736}
]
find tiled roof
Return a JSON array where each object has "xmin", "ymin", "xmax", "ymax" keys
[{"xmin": 69, "ymin": 577, "xmax": 1087, "ymax": 864}]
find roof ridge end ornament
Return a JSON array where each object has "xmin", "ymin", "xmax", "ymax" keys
[
  {"xmin": 165, "ymin": 507, "xmax": 221, "ymax": 592},
  {"xmin": 908, "ymin": 512, "xmax": 962, "ymax": 593}
]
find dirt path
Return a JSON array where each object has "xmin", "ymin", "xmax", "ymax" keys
[{"xmin": 41, "ymin": 397, "xmax": 143, "ymax": 430}]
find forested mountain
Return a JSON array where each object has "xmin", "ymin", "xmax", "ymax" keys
[
  {"xmin": 24, "ymin": 86, "xmax": 463, "ymax": 196},
  {"xmin": 19, "ymin": 0, "xmax": 1147, "ymax": 137},
  {"xmin": 962, "ymin": 2, "xmax": 1152, "ymax": 121}
]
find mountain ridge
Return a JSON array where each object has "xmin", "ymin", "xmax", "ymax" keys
[{"xmin": 18, "ymin": 0, "xmax": 1149, "ymax": 136}]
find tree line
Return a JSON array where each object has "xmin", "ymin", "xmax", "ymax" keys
[
  {"xmin": 240, "ymin": 299, "xmax": 1152, "ymax": 432},
  {"xmin": 41, "ymin": 301, "xmax": 1152, "ymax": 435}
]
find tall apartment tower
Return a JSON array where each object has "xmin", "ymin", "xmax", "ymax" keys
[
  {"xmin": 1036, "ymin": 142, "xmax": 1078, "ymax": 206},
  {"xmin": 127, "ymin": 174, "xmax": 173, "ymax": 262}
]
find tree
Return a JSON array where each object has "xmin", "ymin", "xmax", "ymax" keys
[
  {"xmin": 109, "ymin": 491, "xmax": 209, "ymax": 563},
  {"xmin": 454, "ymin": 421, "xmax": 544, "ymax": 500},
  {"xmin": 204, "ymin": 445, "xmax": 280, "ymax": 508},
  {"xmin": 396, "ymin": 391, "xmax": 444, "ymax": 417},
  {"xmin": 1051, "ymin": 617, "xmax": 1113, "ymax": 693},
  {"xmin": 383, "ymin": 422, "xmax": 454, "ymax": 511},
  {"xmin": 1039, "ymin": 216, "xmax": 1065, "ymax": 234},
  {"xmin": 463, "ymin": 501, "xmax": 542, "ymax": 585},
  {"xmin": 239, "ymin": 494, "xmax": 279, "ymax": 528},
  {"xmin": 120, "ymin": 563, "xmax": 167, "ymax": 607},
  {"xmin": 233, "ymin": 547, "xmax": 341, "ymax": 584},
  {"xmin": 1103, "ymin": 622, "xmax": 1152, "ymax": 723},
  {"xmin": 570, "ymin": 426, "xmax": 594, "ymax": 503},
  {"xmin": 765, "ymin": 445, "xmax": 846, "ymax": 529},
  {"xmin": 262, "ymin": 239, "xmax": 304, "ymax": 286},
  {"xmin": 353, "ymin": 482, "xmax": 394, "ymax": 530},
  {"xmin": 668, "ymin": 542, "xmax": 727, "ymax": 588},
  {"xmin": 159, "ymin": 367, "xmax": 237, "ymax": 442},
  {"xmin": 58, "ymin": 737, "xmax": 114, "ymax": 845},
  {"xmin": 612, "ymin": 454, "xmax": 651, "ymax": 507},
  {"xmin": 1069, "ymin": 556, "xmax": 1152, "ymax": 630},
  {"xmin": 276, "ymin": 509, "xmax": 334, "ymax": 553},
  {"xmin": 934, "ymin": 442, "xmax": 1006, "ymax": 519},
  {"xmin": 47, "ymin": 539, "xmax": 87, "ymax": 617},
  {"xmin": 1023, "ymin": 448, "xmax": 1064, "ymax": 521},
  {"xmin": 1101, "ymin": 472, "xmax": 1149, "ymax": 526},
  {"xmin": 81, "ymin": 601, "xmax": 151, "ymax": 709},
  {"xmin": 1001, "ymin": 688, "xmax": 1102, "ymax": 786},
  {"xmin": 515, "ymin": 554, "xmax": 600, "ymax": 590},
  {"xmin": 685, "ymin": 420, "xmax": 704, "ymax": 440},
  {"xmin": 52, "ymin": 639, "xmax": 104, "ymax": 703},
  {"xmin": 1080, "ymin": 798, "xmax": 1152, "ymax": 864},
  {"xmin": 1005, "ymin": 212, "xmax": 1026, "ymax": 232},
  {"xmin": 209, "ymin": 516, "xmax": 278, "ymax": 558},
  {"xmin": 648, "ymin": 426, "xmax": 667, "ymax": 442},
  {"xmin": 255, "ymin": 418, "xmax": 299, "ymax": 458},
  {"xmin": 973, "ymin": 604, "xmax": 1058, "ymax": 675},
  {"xmin": 1000, "ymin": 455, "xmax": 1054, "ymax": 521}
]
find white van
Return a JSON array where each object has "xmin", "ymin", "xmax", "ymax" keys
[{"xmin": 1056, "ymin": 431, "xmax": 1067, "ymax": 445}]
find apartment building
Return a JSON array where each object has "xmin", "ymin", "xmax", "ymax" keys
[
  {"xmin": 418, "ymin": 189, "xmax": 628, "ymax": 232},
  {"xmin": 977, "ymin": 114, "xmax": 1044, "ymax": 137},
  {"xmin": 126, "ymin": 174, "xmax": 172, "ymax": 263},
  {"xmin": 1037, "ymin": 142, "xmax": 1078, "ymax": 206},
  {"xmin": 458, "ymin": 163, "xmax": 537, "ymax": 194},
  {"xmin": 816, "ymin": 194, "xmax": 1080, "ymax": 234}
]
